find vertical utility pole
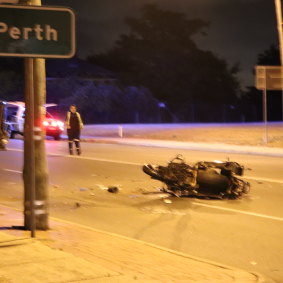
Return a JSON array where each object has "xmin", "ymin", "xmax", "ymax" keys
[
  {"xmin": 263, "ymin": 69, "xmax": 268, "ymax": 143},
  {"xmin": 21, "ymin": 0, "xmax": 49, "ymax": 235},
  {"xmin": 274, "ymin": 0, "xmax": 283, "ymax": 120},
  {"xmin": 24, "ymin": 58, "xmax": 36, "ymax": 237}
]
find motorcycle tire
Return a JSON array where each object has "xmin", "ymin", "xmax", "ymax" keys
[{"xmin": 196, "ymin": 169, "xmax": 230, "ymax": 195}]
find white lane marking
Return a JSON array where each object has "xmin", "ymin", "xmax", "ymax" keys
[
  {"xmin": 6, "ymin": 148, "xmax": 22, "ymax": 152},
  {"xmin": 51, "ymin": 153, "xmax": 142, "ymax": 166},
  {"xmin": 7, "ymin": 147, "xmax": 142, "ymax": 166},
  {"xmin": 192, "ymin": 202, "xmax": 283, "ymax": 222},
  {"xmin": 244, "ymin": 176, "xmax": 283, "ymax": 184},
  {"xmin": 82, "ymin": 157, "xmax": 140, "ymax": 166},
  {"xmin": 3, "ymin": 169, "xmax": 21, "ymax": 174}
]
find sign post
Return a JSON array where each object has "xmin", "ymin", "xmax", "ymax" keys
[
  {"xmin": 262, "ymin": 68, "xmax": 268, "ymax": 143},
  {"xmin": 0, "ymin": 1, "xmax": 75, "ymax": 237},
  {"xmin": 256, "ymin": 65, "xmax": 283, "ymax": 143},
  {"xmin": 24, "ymin": 57, "xmax": 36, "ymax": 237},
  {"xmin": 274, "ymin": 0, "xmax": 283, "ymax": 120}
]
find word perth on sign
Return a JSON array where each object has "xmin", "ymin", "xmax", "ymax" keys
[
  {"xmin": 0, "ymin": 4, "xmax": 75, "ymax": 58},
  {"xmin": 0, "ymin": 22, "xmax": 58, "ymax": 41}
]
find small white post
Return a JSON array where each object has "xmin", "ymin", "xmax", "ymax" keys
[{"xmin": 118, "ymin": 125, "xmax": 123, "ymax": 138}]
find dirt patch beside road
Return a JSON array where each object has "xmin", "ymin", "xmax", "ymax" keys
[{"xmin": 82, "ymin": 123, "xmax": 283, "ymax": 147}]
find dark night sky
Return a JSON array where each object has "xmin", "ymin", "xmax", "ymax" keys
[{"xmin": 44, "ymin": 0, "xmax": 277, "ymax": 88}]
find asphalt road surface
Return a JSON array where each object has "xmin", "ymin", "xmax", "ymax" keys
[{"xmin": 1, "ymin": 139, "xmax": 283, "ymax": 283}]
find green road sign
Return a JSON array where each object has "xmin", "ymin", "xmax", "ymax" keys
[{"xmin": 0, "ymin": 4, "xmax": 75, "ymax": 58}]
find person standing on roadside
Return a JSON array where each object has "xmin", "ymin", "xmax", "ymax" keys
[{"xmin": 65, "ymin": 104, "xmax": 83, "ymax": 155}]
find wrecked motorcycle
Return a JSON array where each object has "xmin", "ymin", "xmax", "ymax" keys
[{"xmin": 143, "ymin": 155, "xmax": 250, "ymax": 199}]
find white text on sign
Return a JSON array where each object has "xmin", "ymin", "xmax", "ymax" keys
[{"xmin": 0, "ymin": 22, "xmax": 58, "ymax": 41}]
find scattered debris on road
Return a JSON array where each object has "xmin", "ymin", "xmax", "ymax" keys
[
  {"xmin": 108, "ymin": 186, "xmax": 119, "ymax": 193},
  {"xmin": 163, "ymin": 199, "xmax": 172, "ymax": 204},
  {"xmin": 128, "ymin": 194, "xmax": 139, "ymax": 199},
  {"xmin": 96, "ymin": 184, "xmax": 108, "ymax": 190},
  {"xmin": 143, "ymin": 154, "xmax": 250, "ymax": 199}
]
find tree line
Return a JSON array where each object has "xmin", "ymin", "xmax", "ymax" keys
[{"xmin": 0, "ymin": 4, "xmax": 281, "ymax": 123}]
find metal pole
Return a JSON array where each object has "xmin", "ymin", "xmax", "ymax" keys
[
  {"xmin": 25, "ymin": 58, "xmax": 36, "ymax": 238},
  {"xmin": 21, "ymin": 0, "xmax": 49, "ymax": 232},
  {"xmin": 263, "ymin": 68, "xmax": 268, "ymax": 143},
  {"xmin": 274, "ymin": 0, "xmax": 283, "ymax": 120},
  {"xmin": 263, "ymin": 88, "xmax": 268, "ymax": 143}
]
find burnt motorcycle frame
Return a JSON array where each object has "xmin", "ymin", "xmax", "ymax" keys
[{"xmin": 143, "ymin": 155, "xmax": 250, "ymax": 199}]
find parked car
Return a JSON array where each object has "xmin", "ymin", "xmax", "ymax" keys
[
  {"xmin": 43, "ymin": 112, "xmax": 64, "ymax": 140},
  {"xmin": 3, "ymin": 101, "xmax": 64, "ymax": 140},
  {"xmin": 4, "ymin": 101, "xmax": 25, "ymax": 139}
]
